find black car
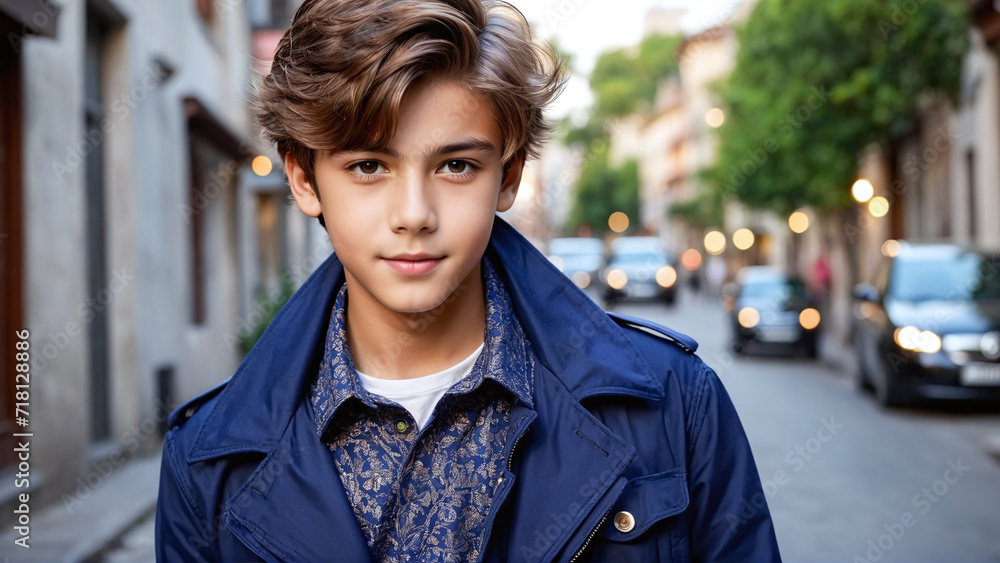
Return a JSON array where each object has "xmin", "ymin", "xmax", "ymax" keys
[
  {"xmin": 600, "ymin": 237, "xmax": 679, "ymax": 305},
  {"xmin": 853, "ymin": 242, "xmax": 1000, "ymax": 407},
  {"xmin": 726, "ymin": 267, "xmax": 821, "ymax": 357}
]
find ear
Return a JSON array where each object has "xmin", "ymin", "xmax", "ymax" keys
[
  {"xmin": 496, "ymin": 157, "xmax": 525, "ymax": 213},
  {"xmin": 284, "ymin": 153, "xmax": 323, "ymax": 219}
]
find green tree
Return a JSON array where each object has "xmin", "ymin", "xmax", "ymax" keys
[
  {"xmin": 708, "ymin": 0, "xmax": 968, "ymax": 216},
  {"xmin": 566, "ymin": 144, "xmax": 640, "ymax": 236},
  {"xmin": 564, "ymin": 33, "xmax": 683, "ymax": 235},
  {"xmin": 668, "ymin": 187, "xmax": 725, "ymax": 233},
  {"xmin": 589, "ymin": 33, "xmax": 684, "ymax": 119},
  {"xmin": 239, "ymin": 272, "xmax": 296, "ymax": 355}
]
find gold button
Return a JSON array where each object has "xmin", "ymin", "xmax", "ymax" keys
[
  {"xmin": 394, "ymin": 420, "xmax": 408, "ymax": 433},
  {"xmin": 497, "ymin": 476, "xmax": 504, "ymax": 485},
  {"xmin": 614, "ymin": 511, "xmax": 635, "ymax": 533}
]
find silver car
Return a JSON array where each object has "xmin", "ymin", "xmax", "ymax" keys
[
  {"xmin": 546, "ymin": 237, "xmax": 606, "ymax": 290},
  {"xmin": 601, "ymin": 237, "xmax": 679, "ymax": 305}
]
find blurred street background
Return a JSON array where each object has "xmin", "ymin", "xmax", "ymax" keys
[{"xmin": 1, "ymin": 0, "xmax": 1000, "ymax": 562}]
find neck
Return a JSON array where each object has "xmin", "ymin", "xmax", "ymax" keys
[{"xmin": 344, "ymin": 264, "xmax": 486, "ymax": 380}]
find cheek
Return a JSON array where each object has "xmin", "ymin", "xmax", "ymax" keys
[
  {"xmin": 321, "ymin": 205, "xmax": 374, "ymax": 259},
  {"xmin": 446, "ymin": 194, "xmax": 499, "ymax": 234}
]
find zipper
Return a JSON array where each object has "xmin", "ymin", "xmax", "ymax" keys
[
  {"xmin": 568, "ymin": 512, "xmax": 608, "ymax": 563},
  {"xmin": 506, "ymin": 414, "xmax": 530, "ymax": 471}
]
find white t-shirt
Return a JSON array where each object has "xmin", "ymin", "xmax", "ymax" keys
[{"xmin": 356, "ymin": 343, "xmax": 484, "ymax": 431}]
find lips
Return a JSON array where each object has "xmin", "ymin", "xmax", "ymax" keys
[{"xmin": 382, "ymin": 253, "xmax": 444, "ymax": 276}]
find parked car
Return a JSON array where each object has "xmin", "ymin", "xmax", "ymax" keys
[
  {"xmin": 727, "ymin": 266, "xmax": 821, "ymax": 357},
  {"xmin": 545, "ymin": 237, "xmax": 606, "ymax": 289},
  {"xmin": 600, "ymin": 237, "xmax": 678, "ymax": 304},
  {"xmin": 853, "ymin": 242, "xmax": 1000, "ymax": 407}
]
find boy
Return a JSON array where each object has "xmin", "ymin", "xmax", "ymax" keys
[{"xmin": 155, "ymin": 0, "xmax": 782, "ymax": 561}]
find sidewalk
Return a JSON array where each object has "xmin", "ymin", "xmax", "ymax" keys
[{"xmin": 0, "ymin": 454, "xmax": 160, "ymax": 563}]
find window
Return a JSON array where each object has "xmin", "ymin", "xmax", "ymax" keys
[
  {"xmin": 256, "ymin": 193, "xmax": 281, "ymax": 297},
  {"xmin": 185, "ymin": 98, "xmax": 247, "ymax": 327}
]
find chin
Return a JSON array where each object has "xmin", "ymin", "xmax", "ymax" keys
[{"xmin": 379, "ymin": 290, "xmax": 453, "ymax": 316}]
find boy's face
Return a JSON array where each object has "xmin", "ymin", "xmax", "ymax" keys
[{"xmin": 286, "ymin": 80, "xmax": 523, "ymax": 315}]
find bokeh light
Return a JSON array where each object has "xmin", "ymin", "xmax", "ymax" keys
[
  {"xmin": 704, "ymin": 230, "xmax": 727, "ymax": 255},
  {"xmin": 738, "ymin": 307, "xmax": 760, "ymax": 328},
  {"xmin": 705, "ymin": 108, "xmax": 725, "ymax": 128},
  {"xmin": 607, "ymin": 269, "xmax": 628, "ymax": 290},
  {"xmin": 799, "ymin": 308, "xmax": 821, "ymax": 330},
  {"xmin": 868, "ymin": 196, "xmax": 889, "ymax": 218},
  {"xmin": 656, "ymin": 266, "xmax": 678, "ymax": 288},
  {"xmin": 881, "ymin": 239, "xmax": 901, "ymax": 258},
  {"xmin": 681, "ymin": 248, "xmax": 703, "ymax": 271},
  {"xmin": 252, "ymin": 155, "xmax": 273, "ymax": 176},
  {"xmin": 852, "ymin": 179, "xmax": 874, "ymax": 203},
  {"xmin": 608, "ymin": 212, "xmax": 630, "ymax": 233},
  {"xmin": 788, "ymin": 211, "xmax": 810, "ymax": 234},
  {"xmin": 733, "ymin": 228, "xmax": 755, "ymax": 251}
]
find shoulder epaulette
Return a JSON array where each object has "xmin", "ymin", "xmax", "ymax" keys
[
  {"xmin": 607, "ymin": 311, "xmax": 699, "ymax": 354},
  {"xmin": 167, "ymin": 379, "xmax": 230, "ymax": 429}
]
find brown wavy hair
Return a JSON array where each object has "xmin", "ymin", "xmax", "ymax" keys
[{"xmin": 253, "ymin": 0, "xmax": 566, "ymax": 190}]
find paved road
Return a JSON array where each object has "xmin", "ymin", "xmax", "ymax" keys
[{"xmin": 609, "ymin": 289, "xmax": 1000, "ymax": 563}]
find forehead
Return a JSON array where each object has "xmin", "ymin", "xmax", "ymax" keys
[{"xmin": 388, "ymin": 80, "xmax": 502, "ymax": 155}]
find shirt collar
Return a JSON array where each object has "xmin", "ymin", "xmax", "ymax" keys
[{"xmin": 310, "ymin": 256, "xmax": 535, "ymax": 440}]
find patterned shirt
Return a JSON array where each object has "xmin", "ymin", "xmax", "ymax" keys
[{"xmin": 309, "ymin": 258, "xmax": 535, "ymax": 562}]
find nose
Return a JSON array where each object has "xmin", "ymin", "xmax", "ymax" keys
[{"xmin": 388, "ymin": 174, "xmax": 438, "ymax": 234}]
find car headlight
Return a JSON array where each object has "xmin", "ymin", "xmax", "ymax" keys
[
  {"xmin": 893, "ymin": 326, "xmax": 942, "ymax": 354},
  {"xmin": 656, "ymin": 266, "xmax": 678, "ymax": 288},
  {"xmin": 607, "ymin": 269, "xmax": 628, "ymax": 290},
  {"xmin": 738, "ymin": 307, "xmax": 760, "ymax": 328},
  {"xmin": 571, "ymin": 271, "xmax": 591, "ymax": 289},
  {"xmin": 799, "ymin": 308, "xmax": 821, "ymax": 330}
]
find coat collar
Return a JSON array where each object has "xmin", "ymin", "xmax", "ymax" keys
[{"xmin": 187, "ymin": 218, "xmax": 664, "ymax": 462}]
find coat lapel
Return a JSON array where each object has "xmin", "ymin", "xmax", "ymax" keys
[
  {"xmin": 224, "ymin": 405, "xmax": 373, "ymax": 563},
  {"xmin": 503, "ymin": 365, "xmax": 636, "ymax": 563}
]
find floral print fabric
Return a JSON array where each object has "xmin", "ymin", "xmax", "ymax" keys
[{"xmin": 310, "ymin": 258, "xmax": 534, "ymax": 562}]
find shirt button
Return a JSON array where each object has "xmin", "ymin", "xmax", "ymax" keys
[
  {"xmin": 394, "ymin": 420, "xmax": 408, "ymax": 434},
  {"xmin": 614, "ymin": 511, "xmax": 635, "ymax": 533}
]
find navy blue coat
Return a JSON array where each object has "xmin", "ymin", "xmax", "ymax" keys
[{"xmin": 155, "ymin": 219, "xmax": 782, "ymax": 562}]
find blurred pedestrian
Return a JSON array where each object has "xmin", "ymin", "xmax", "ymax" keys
[
  {"xmin": 812, "ymin": 247, "xmax": 832, "ymax": 313},
  {"xmin": 706, "ymin": 255, "xmax": 728, "ymax": 298}
]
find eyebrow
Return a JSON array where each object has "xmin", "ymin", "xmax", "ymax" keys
[{"xmin": 362, "ymin": 137, "xmax": 498, "ymax": 160}]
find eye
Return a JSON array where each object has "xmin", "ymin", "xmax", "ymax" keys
[
  {"xmin": 351, "ymin": 161, "xmax": 385, "ymax": 175},
  {"xmin": 440, "ymin": 160, "xmax": 472, "ymax": 175}
]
